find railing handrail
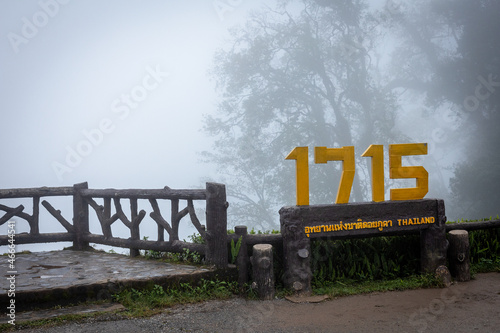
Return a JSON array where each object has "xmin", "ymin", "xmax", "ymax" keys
[
  {"xmin": 0, "ymin": 186, "xmax": 207, "ymax": 200},
  {"xmin": 79, "ymin": 188, "xmax": 206, "ymax": 200},
  {"xmin": 0, "ymin": 186, "xmax": 74, "ymax": 198},
  {"xmin": 445, "ymin": 219, "xmax": 500, "ymax": 232}
]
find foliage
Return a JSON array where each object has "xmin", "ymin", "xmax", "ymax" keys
[
  {"xmin": 230, "ymin": 236, "xmax": 243, "ymax": 264},
  {"xmin": 248, "ymin": 228, "xmax": 280, "ymax": 235},
  {"xmin": 466, "ymin": 220, "xmax": 500, "ymax": 274},
  {"xmin": 450, "ymin": 150, "xmax": 500, "ymax": 220},
  {"xmin": 311, "ymin": 219, "xmax": 500, "ymax": 286},
  {"xmin": 385, "ymin": 0, "xmax": 500, "ymax": 219},
  {"xmin": 113, "ymin": 279, "xmax": 239, "ymax": 317},
  {"xmin": 142, "ymin": 248, "xmax": 203, "ymax": 265},
  {"xmin": 0, "ymin": 311, "xmax": 110, "ymax": 332},
  {"xmin": 188, "ymin": 232, "xmax": 206, "ymax": 244},
  {"xmin": 313, "ymin": 274, "xmax": 442, "ymax": 297},
  {"xmin": 310, "ymin": 235, "xmax": 421, "ymax": 285},
  {"xmin": 141, "ymin": 235, "xmax": 204, "ymax": 264},
  {"xmin": 446, "ymin": 217, "xmax": 500, "ymax": 274}
]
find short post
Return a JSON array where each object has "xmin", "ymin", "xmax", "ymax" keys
[
  {"xmin": 235, "ymin": 225, "xmax": 249, "ymax": 290},
  {"xmin": 448, "ymin": 230, "xmax": 470, "ymax": 282},
  {"xmin": 73, "ymin": 182, "xmax": 89, "ymax": 250},
  {"xmin": 205, "ymin": 182, "xmax": 228, "ymax": 268},
  {"xmin": 250, "ymin": 244, "xmax": 275, "ymax": 300}
]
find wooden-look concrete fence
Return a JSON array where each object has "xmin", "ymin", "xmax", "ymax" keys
[
  {"xmin": 0, "ymin": 182, "xmax": 228, "ymax": 268},
  {"xmin": 1, "ymin": 182, "xmax": 498, "ymax": 298}
]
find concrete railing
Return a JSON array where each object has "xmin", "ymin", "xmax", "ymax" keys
[{"xmin": 0, "ymin": 182, "xmax": 228, "ymax": 268}]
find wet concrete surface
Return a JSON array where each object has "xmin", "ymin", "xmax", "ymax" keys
[{"xmin": 1, "ymin": 250, "xmax": 229, "ymax": 312}]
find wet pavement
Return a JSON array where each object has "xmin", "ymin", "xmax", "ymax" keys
[{"xmin": 1, "ymin": 250, "xmax": 229, "ymax": 312}]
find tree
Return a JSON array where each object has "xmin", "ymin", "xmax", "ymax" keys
[
  {"xmin": 203, "ymin": 0, "xmax": 401, "ymax": 230},
  {"xmin": 438, "ymin": 0, "xmax": 500, "ymax": 219},
  {"xmin": 383, "ymin": 0, "xmax": 500, "ymax": 219}
]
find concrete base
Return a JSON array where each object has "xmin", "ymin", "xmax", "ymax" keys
[{"xmin": 1, "ymin": 250, "xmax": 236, "ymax": 311}]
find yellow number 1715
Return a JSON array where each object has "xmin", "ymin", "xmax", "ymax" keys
[{"xmin": 286, "ymin": 143, "xmax": 428, "ymax": 205}]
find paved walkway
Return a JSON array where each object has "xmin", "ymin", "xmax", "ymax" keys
[{"xmin": 1, "ymin": 250, "xmax": 225, "ymax": 311}]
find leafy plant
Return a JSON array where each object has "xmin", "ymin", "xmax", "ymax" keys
[
  {"xmin": 188, "ymin": 232, "xmax": 206, "ymax": 244},
  {"xmin": 139, "ymin": 236, "xmax": 204, "ymax": 264},
  {"xmin": 311, "ymin": 235, "xmax": 421, "ymax": 285},
  {"xmin": 230, "ymin": 236, "xmax": 243, "ymax": 264}
]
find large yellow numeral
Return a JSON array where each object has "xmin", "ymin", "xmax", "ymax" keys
[
  {"xmin": 285, "ymin": 147, "xmax": 309, "ymax": 205},
  {"xmin": 389, "ymin": 143, "xmax": 428, "ymax": 201},
  {"xmin": 286, "ymin": 143, "xmax": 428, "ymax": 205},
  {"xmin": 361, "ymin": 144, "xmax": 384, "ymax": 202},
  {"xmin": 314, "ymin": 146, "xmax": 355, "ymax": 204}
]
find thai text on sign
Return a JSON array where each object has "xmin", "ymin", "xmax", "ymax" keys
[{"xmin": 304, "ymin": 216, "xmax": 436, "ymax": 237}]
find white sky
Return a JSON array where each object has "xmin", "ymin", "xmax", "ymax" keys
[
  {"xmin": 0, "ymin": 0, "xmax": 271, "ymax": 252},
  {"xmin": 0, "ymin": 0, "xmax": 266, "ymax": 190}
]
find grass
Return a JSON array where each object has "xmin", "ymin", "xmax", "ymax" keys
[
  {"xmin": 113, "ymin": 279, "xmax": 240, "ymax": 317},
  {"xmin": 0, "ymin": 312, "xmax": 107, "ymax": 332},
  {"xmin": 312, "ymin": 274, "xmax": 443, "ymax": 298},
  {"xmin": 471, "ymin": 258, "xmax": 500, "ymax": 275}
]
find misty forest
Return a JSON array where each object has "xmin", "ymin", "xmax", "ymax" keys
[{"xmin": 202, "ymin": 0, "xmax": 499, "ymax": 230}]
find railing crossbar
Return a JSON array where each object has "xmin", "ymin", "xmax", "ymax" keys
[{"xmin": 79, "ymin": 188, "xmax": 206, "ymax": 200}]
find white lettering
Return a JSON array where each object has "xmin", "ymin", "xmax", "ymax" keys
[{"xmin": 7, "ymin": 33, "xmax": 29, "ymax": 54}]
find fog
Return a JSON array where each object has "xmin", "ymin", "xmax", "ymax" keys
[
  {"xmin": 0, "ymin": 0, "xmax": 267, "ymax": 252},
  {"xmin": 1, "ymin": 0, "xmax": 498, "ymax": 252},
  {"xmin": 1, "ymin": 0, "xmax": 261, "ymax": 190}
]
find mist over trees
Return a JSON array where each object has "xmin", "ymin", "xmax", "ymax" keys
[
  {"xmin": 203, "ymin": 0, "xmax": 499, "ymax": 229},
  {"xmin": 382, "ymin": 0, "xmax": 500, "ymax": 219}
]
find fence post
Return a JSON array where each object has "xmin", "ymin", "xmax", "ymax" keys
[
  {"xmin": 31, "ymin": 196, "xmax": 40, "ymax": 235},
  {"xmin": 250, "ymin": 244, "xmax": 275, "ymax": 300},
  {"xmin": 205, "ymin": 182, "xmax": 228, "ymax": 268},
  {"xmin": 73, "ymin": 182, "xmax": 89, "ymax": 250},
  {"xmin": 235, "ymin": 225, "xmax": 249, "ymax": 289},
  {"xmin": 130, "ymin": 198, "xmax": 140, "ymax": 257}
]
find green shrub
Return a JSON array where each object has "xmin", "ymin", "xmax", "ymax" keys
[{"xmin": 311, "ymin": 235, "xmax": 420, "ymax": 286}]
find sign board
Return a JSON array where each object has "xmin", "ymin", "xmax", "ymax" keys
[
  {"xmin": 279, "ymin": 199, "xmax": 447, "ymax": 295},
  {"xmin": 282, "ymin": 199, "xmax": 443, "ymax": 239}
]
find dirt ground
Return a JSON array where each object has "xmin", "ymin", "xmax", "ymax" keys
[{"xmin": 12, "ymin": 272, "xmax": 500, "ymax": 333}]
